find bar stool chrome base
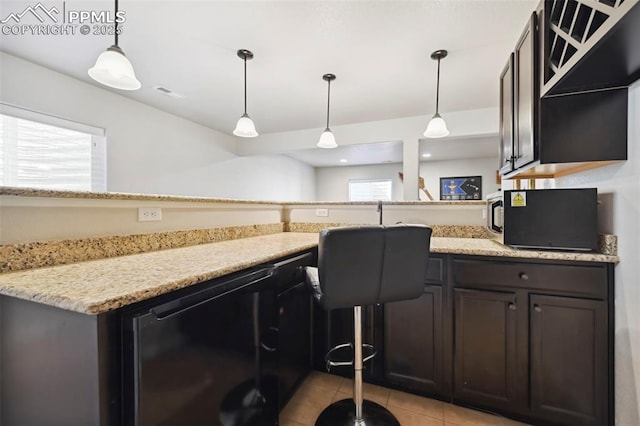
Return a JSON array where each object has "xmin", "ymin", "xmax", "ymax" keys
[{"xmin": 315, "ymin": 399, "xmax": 400, "ymax": 426}]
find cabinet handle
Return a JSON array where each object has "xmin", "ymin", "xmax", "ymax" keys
[
  {"xmin": 519, "ymin": 272, "xmax": 529, "ymax": 280},
  {"xmin": 508, "ymin": 303, "xmax": 516, "ymax": 310},
  {"xmin": 534, "ymin": 305, "xmax": 542, "ymax": 313}
]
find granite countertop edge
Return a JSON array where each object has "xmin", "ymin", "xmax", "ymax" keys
[
  {"xmin": 0, "ymin": 186, "xmax": 484, "ymax": 206},
  {"xmin": 0, "ymin": 233, "xmax": 618, "ymax": 315}
]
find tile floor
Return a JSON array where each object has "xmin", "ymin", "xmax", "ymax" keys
[{"xmin": 280, "ymin": 372, "xmax": 529, "ymax": 426}]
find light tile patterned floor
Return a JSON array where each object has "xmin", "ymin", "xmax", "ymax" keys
[{"xmin": 280, "ymin": 372, "xmax": 530, "ymax": 426}]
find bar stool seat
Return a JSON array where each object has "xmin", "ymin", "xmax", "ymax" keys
[{"xmin": 305, "ymin": 224, "xmax": 432, "ymax": 426}]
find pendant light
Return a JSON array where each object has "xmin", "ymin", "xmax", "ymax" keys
[
  {"xmin": 88, "ymin": 0, "xmax": 141, "ymax": 91},
  {"xmin": 233, "ymin": 49, "xmax": 258, "ymax": 138},
  {"xmin": 317, "ymin": 73, "xmax": 337, "ymax": 149},
  {"xmin": 424, "ymin": 49, "xmax": 450, "ymax": 138}
]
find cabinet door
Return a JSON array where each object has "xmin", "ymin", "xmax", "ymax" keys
[
  {"xmin": 499, "ymin": 54, "xmax": 514, "ymax": 175},
  {"xmin": 530, "ymin": 295, "xmax": 608, "ymax": 425},
  {"xmin": 514, "ymin": 12, "xmax": 538, "ymax": 169},
  {"xmin": 278, "ymin": 281, "xmax": 312, "ymax": 407},
  {"xmin": 454, "ymin": 289, "xmax": 518, "ymax": 409},
  {"xmin": 384, "ymin": 285, "xmax": 443, "ymax": 395}
]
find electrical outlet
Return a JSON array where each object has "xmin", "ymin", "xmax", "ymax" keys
[
  {"xmin": 315, "ymin": 208, "xmax": 329, "ymax": 217},
  {"xmin": 138, "ymin": 207, "xmax": 162, "ymax": 222}
]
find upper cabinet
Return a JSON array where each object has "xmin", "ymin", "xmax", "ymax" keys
[
  {"xmin": 500, "ymin": 13, "xmax": 540, "ymax": 175},
  {"xmin": 500, "ymin": 1, "xmax": 639, "ymax": 179},
  {"xmin": 514, "ymin": 14, "xmax": 539, "ymax": 170},
  {"xmin": 499, "ymin": 55, "xmax": 515, "ymax": 175}
]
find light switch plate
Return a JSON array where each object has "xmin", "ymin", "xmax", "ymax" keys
[{"xmin": 315, "ymin": 208, "xmax": 329, "ymax": 217}]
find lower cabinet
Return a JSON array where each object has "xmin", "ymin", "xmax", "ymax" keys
[
  {"xmin": 278, "ymin": 281, "xmax": 312, "ymax": 408},
  {"xmin": 384, "ymin": 285, "xmax": 443, "ymax": 395},
  {"xmin": 274, "ymin": 252, "xmax": 315, "ymax": 408},
  {"xmin": 314, "ymin": 254, "xmax": 614, "ymax": 426},
  {"xmin": 453, "ymin": 289, "xmax": 519, "ymax": 409},
  {"xmin": 530, "ymin": 294, "xmax": 608, "ymax": 426},
  {"xmin": 451, "ymin": 257, "xmax": 613, "ymax": 425}
]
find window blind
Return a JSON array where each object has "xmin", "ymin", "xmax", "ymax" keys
[
  {"xmin": 348, "ymin": 179, "xmax": 392, "ymax": 201},
  {"xmin": 0, "ymin": 112, "xmax": 106, "ymax": 191}
]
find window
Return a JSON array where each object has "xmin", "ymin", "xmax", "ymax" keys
[
  {"xmin": 348, "ymin": 179, "xmax": 392, "ymax": 201},
  {"xmin": 0, "ymin": 104, "xmax": 106, "ymax": 191}
]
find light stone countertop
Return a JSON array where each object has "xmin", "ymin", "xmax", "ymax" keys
[
  {"xmin": 0, "ymin": 233, "xmax": 618, "ymax": 315},
  {"xmin": 0, "ymin": 186, "xmax": 484, "ymax": 206},
  {"xmin": 430, "ymin": 237, "xmax": 619, "ymax": 263},
  {"xmin": 0, "ymin": 233, "xmax": 319, "ymax": 315}
]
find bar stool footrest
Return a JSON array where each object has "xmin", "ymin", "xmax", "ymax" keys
[{"xmin": 325, "ymin": 343, "xmax": 377, "ymax": 372}]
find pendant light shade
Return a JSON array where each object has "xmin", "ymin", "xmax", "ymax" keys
[
  {"xmin": 88, "ymin": 45, "xmax": 141, "ymax": 90},
  {"xmin": 234, "ymin": 49, "xmax": 258, "ymax": 138},
  {"xmin": 425, "ymin": 113, "xmax": 449, "ymax": 138},
  {"xmin": 233, "ymin": 113, "xmax": 258, "ymax": 138},
  {"xmin": 317, "ymin": 128, "xmax": 337, "ymax": 149},
  {"xmin": 88, "ymin": 0, "xmax": 140, "ymax": 91},
  {"xmin": 318, "ymin": 74, "xmax": 337, "ymax": 149},
  {"xmin": 424, "ymin": 50, "xmax": 449, "ymax": 138}
]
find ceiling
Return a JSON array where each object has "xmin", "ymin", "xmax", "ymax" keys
[
  {"xmin": 0, "ymin": 0, "xmax": 537, "ymax": 136},
  {"xmin": 285, "ymin": 136, "xmax": 497, "ymax": 167}
]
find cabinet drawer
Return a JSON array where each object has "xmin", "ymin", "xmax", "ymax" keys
[
  {"xmin": 425, "ymin": 255, "xmax": 446, "ymax": 285},
  {"xmin": 452, "ymin": 258, "xmax": 607, "ymax": 299}
]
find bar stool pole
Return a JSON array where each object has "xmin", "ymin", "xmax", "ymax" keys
[{"xmin": 353, "ymin": 306, "xmax": 364, "ymax": 422}]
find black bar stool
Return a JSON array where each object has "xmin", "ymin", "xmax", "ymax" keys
[{"xmin": 305, "ymin": 224, "xmax": 432, "ymax": 426}]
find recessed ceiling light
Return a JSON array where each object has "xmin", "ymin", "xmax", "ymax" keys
[
  {"xmin": 339, "ymin": 159, "xmax": 348, "ymax": 163},
  {"xmin": 422, "ymin": 153, "xmax": 432, "ymax": 158}
]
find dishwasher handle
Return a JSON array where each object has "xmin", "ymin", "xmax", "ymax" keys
[{"xmin": 150, "ymin": 266, "xmax": 276, "ymax": 320}]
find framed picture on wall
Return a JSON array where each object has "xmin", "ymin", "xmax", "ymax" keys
[{"xmin": 440, "ymin": 176, "xmax": 482, "ymax": 200}]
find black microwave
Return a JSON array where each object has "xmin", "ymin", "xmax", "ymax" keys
[{"xmin": 503, "ymin": 188, "xmax": 598, "ymax": 251}]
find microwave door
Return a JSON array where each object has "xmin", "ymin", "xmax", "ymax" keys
[{"xmin": 488, "ymin": 199, "xmax": 504, "ymax": 233}]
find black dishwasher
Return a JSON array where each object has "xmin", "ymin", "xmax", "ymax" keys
[{"xmin": 122, "ymin": 266, "xmax": 279, "ymax": 426}]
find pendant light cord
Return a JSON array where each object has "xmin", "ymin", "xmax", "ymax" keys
[
  {"xmin": 435, "ymin": 57, "xmax": 441, "ymax": 114},
  {"xmin": 114, "ymin": 0, "xmax": 119, "ymax": 46},
  {"xmin": 326, "ymin": 78, "xmax": 331, "ymax": 129},
  {"xmin": 243, "ymin": 56, "xmax": 248, "ymax": 114}
]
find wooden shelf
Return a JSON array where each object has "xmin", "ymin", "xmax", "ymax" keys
[{"xmin": 502, "ymin": 160, "xmax": 621, "ymax": 179}]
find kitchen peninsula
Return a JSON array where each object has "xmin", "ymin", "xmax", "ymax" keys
[{"xmin": 0, "ymin": 188, "xmax": 618, "ymax": 426}]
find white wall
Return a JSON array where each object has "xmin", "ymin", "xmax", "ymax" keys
[
  {"xmin": 316, "ymin": 163, "xmax": 404, "ymax": 201},
  {"xmin": 554, "ymin": 81, "xmax": 640, "ymax": 425},
  {"xmin": 205, "ymin": 155, "xmax": 316, "ymax": 201},
  {"xmin": 315, "ymin": 157, "xmax": 498, "ymax": 201},
  {"xmin": 0, "ymin": 52, "xmax": 315, "ymax": 201}
]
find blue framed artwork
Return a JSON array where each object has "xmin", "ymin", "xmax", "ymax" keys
[{"xmin": 440, "ymin": 176, "xmax": 482, "ymax": 200}]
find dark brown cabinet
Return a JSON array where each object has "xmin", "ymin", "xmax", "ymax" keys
[
  {"xmin": 530, "ymin": 295, "xmax": 608, "ymax": 425},
  {"xmin": 513, "ymin": 12, "xmax": 538, "ymax": 170},
  {"xmin": 499, "ymin": 13, "xmax": 538, "ymax": 175},
  {"xmin": 278, "ymin": 281, "xmax": 312, "ymax": 407},
  {"xmin": 499, "ymin": 5, "xmax": 630, "ymax": 179},
  {"xmin": 453, "ymin": 289, "xmax": 519, "ymax": 409},
  {"xmin": 499, "ymin": 55, "xmax": 514, "ymax": 175},
  {"xmin": 384, "ymin": 285, "xmax": 443, "ymax": 395},
  {"xmin": 275, "ymin": 252, "xmax": 315, "ymax": 407},
  {"xmin": 451, "ymin": 257, "xmax": 613, "ymax": 425}
]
